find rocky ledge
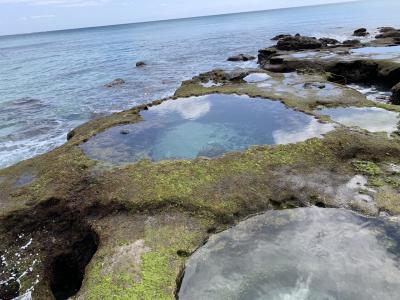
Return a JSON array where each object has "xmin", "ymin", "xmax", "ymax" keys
[{"xmin": 1, "ymin": 27, "xmax": 400, "ymax": 300}]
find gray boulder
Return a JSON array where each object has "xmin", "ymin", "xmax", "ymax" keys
[
  {"xmin": 276, "ymin": 36, "xmax": 322, "ymax": 51},
  {"xmin": 391, "ymin": 82, "xmax": 400, "ymax": 105}
]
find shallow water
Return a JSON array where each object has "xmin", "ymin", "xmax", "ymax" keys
[
  {"xmin": 1, "ymin": 0, "xmax": 400, "ymax": 168},
  {"xmin": 348, "ymin": 83, "xmax": 392, "ymax": 103},
  {"xmin": 179, "ymin": 207, "xmax": 400, "ymax": 300},
  {"xmin": 351, "ymin": 46, "xmax": 400, "ymax": 56},
  {"xmin": 243, "ymin": 73, "xmax": 271, "ymax": 83},
  {"xmin": 317, "ymin": 106, "xmax": 400, "ymax": 133},
  {"xmin": 81, "ymin": 94, "xmax": 333, "ymax": 164}
]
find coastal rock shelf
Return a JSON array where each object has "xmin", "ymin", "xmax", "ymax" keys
[
  {"xmin": 179, "ymin": 207, "xmax": 400, "ymax": 300},
  {"xmin": 81, "ymin": 94, "xmax": 334, "ymax": 164},
  {"xmin": 2, "ymin": 26, "xmax": 400, "ymax": 300}
]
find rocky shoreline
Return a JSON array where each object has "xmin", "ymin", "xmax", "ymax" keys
[{"xmin": 1, "ymin": 26, "xmax": 400, "ymax": 300}]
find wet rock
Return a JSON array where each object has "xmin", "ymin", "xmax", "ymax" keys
[
  {"xmin": 353, "ymin": 28, "xmax": 369, "ymax": 37},
  {"xmin": 379, "ymin": 27, "xmax": 396, "ymax": 33},
  {"xmin": 276, "ymin": 35, "xmax": 322, "ymax": 51},
  {"xmin": 343, "ymin": 39, "xmax": 361, "ymax": 46},
  {"xmin": 227, "ymin": 54, "xmax": 255, "ymax": 62},
  {"xmin": 120, "ymin": 129, "xmax": 130, "ymax": 135},
  {"xmin": 271, "ymin": 34, "xmax": 291, "ymax": 41},
  {"xmin": 104, "ymin": 78, "xmax": 125, "ymax": 88},
  {"xmin": 319, "ymin": 37, "xmax": 340, "ymax": 45},
  {"xmin": 391, "ymin": 82, "xmax": 400, "ymax": 105},
  {"xmin": 376, "ymin": 30, "xmax": 400, "ymax": 39},
  {"xmin": 0, "ymin": 279, "xmax": 20, "ymax": 300},
  {"xmin": 136, "ymin": 61, "xmax": 146, "ymax": 67},
  {"xmin": 269, "ymin": 57, "xmax": 284, "ymax": 65},
  {"xmin": 257, "ymin": 48, "xmax": 277, "ymax": 63}
]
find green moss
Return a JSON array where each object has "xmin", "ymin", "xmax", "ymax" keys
[
  {"xmin": 353, "ymin": 160, "xmax": 382, "ymax": 176},
  {"xmin": 84, "ymin": 223, "xmax": 205, "ymax": 300},
  {"xmin": 385, "ymin": 176, "xmax": 400, "ymax": 188}
]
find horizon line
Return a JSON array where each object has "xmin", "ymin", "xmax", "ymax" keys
[{"xmin": 0, "ymin": 0, "xmax": 360, "ymax": 38}]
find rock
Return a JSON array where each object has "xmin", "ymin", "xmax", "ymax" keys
[
  {"xmin": 258, "ymin": 48, "xmax": 277, "ymax": 63},
  {"xmin": 319, "ymin": 38, "xmax": 340, "ymax": 46},
  {"xmin": 353, "ymin": 28, "xmax": 369, "ymax": 37},
  {"xmin": 227, "ymin": 54, "xmax": 256, "ymax": 62},
  {"xmin": 269, "ymin": 57, "xmax": 284, "ymax": 65},
  {"xmin": 271, "ymin": 34, "xmax": 291, "ymax": 41},
  {"xmin": 276, "ymin": 36, "xmax": 322, "ymax": 51},
  {"xmin": 136, "ymin": 61, "xmax": 146, "ymax": 67},
  {"xmin": 379, "ymin": 27, "xmax": 396, "ymax": 33},
  {"xmin": 376, "ymin": 30, "xmax": 400, "ymax": 39},
  {"xmin": 343, "ymin": 39, "xmax": 361, "ymax": 46},
  {"xmin": 391, "ymin": 82, "xmax": 400, "ymax": 105},
  {"xmin": 0, "ymin": 279, "xmax": 20, "ymax": 300},
  {"xmin": 105, "ymin": 78, "xmax": 125, "ymax": 88},
  {"xmin": 120, "ymin": 129, "xmax": 130, "ymax": 135}
]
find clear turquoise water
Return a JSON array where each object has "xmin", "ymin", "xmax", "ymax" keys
[
  {"xmin": 1, "ymin": 0, "xmax": 400, "ymax": 168},
  {"xmin": 81, "ymin": 94, "xmax": 334, "ymax": 164}
]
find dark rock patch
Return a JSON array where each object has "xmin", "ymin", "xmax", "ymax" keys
[
  {"xmin": 379, "ymin": 27, "xmax": 396, "ymax": 33},
  {"xmin": 258, "ymin": 48, "xmax": 277, "ymax": 63},
  {"xmin": 0, "ymin": 278, "xmax": 20, "ymax": 300},
  {"xmin": 50, "ymin": 231, "xmax": 98, "ymax": 300},
  {"xmin": 227, "ymin": 54, "xmax": 255, "ymax": 62},
  {"xmin": 319, "ymin": 38, "xmax": 340, "ymax": 46},
  {"xmin": 353, "ymin": 28, "xmax": 369, "ymax": 37},
  {"xmin": 276, "ymin": 35, "xmax": 322, "ymax": 51},
  {"xmin": 136, "ymin": 61, "xmax": 146, "ymax": 67},
  {"xmin": 104, "ymin": 78, "xmax": 125, "ymax": 88},
  {"xmin": 343, "ymin": 39, "xmax": 361, "ymax": 46},
  {"xmin": 271, "ymin": 34, "xmax": 291, "ymax": 41},
  {"xmin": 376, "ymin": 29, "xmax": 400, "ymax": 39},
  {"xmin": 391, "ymin": 82, "xmax": 400, "ymax": 105}
]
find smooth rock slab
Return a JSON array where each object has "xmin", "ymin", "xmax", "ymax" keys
[{"xmin": 179, "ymin": 207, "xmax": 400, "ymax": 300}]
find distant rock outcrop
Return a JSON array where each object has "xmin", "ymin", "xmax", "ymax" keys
[
  {"xmin": 136, "ymin": 61, "xmax": 146, "ymax": 67},
  {"xmin": 227, "ymin": 54, "xmax": 256, "ymax": 62},
  {"xmin": 276, "ymin": 35, "xmax": 323, "ymax": 51},
  {"xmin": 353, "ymin": 28, "xmax": 369, "ymax": 37},
  {"xmin": 105, "ymin": 78, "xmax": 125, "ymax": 87}
]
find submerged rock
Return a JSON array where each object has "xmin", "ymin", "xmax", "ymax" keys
[
  {"xmin": 104, "ymin": 78, "xmax": 125, "ymax": 88},
  {"xmin": 353, "ymin": 28, "xmax": 369, "ymax": 37},
  {"xmin": 319, "ymin": 37, "xmax": 340, "ymax": 46},
  {"xmin": 227, "ymin": 54, "xmax": 255, "ymax": 62},
  {"xmin": 276, "ymin": 35, "xmax": 322, "ymax": 51},
  {"xmin": 343, "ymin": 39, "xmax": 361, "ymax": 46},
  {"xmin": 376, "ymin": 29, "xmax": 400, "ymax": 39},
  {"xmin": 136, "ymin": 61, "xmax": 146, "ymax": 67},
  {"xmin": 391, "ymin": 82, "xmax": 400, "ymax": 104}
]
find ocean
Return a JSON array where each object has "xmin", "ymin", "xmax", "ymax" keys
[{"xmin": 1, "ymin": 0, "xmax": 400, "ymax": 169}]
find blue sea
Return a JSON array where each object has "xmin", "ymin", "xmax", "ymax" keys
[{"xmin": 1, "ymin": 0, "xmax": 400, "ymax": 169}]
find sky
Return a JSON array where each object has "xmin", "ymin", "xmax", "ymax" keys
[{"xmin": 0, "ymin": 0, "xmax": 357, "ymax": 36}]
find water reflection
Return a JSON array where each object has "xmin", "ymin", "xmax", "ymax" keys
[
  {"xmin": 179, "ymin": 207, "xmax": 400, "ymax": 300},
  {"xmin": 81, "ymin": 94, "xmax": 334, "ymax": 164},
  {"xmin": 317, "ymin": 106, "xmax": 400, "ymax": 133}
]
